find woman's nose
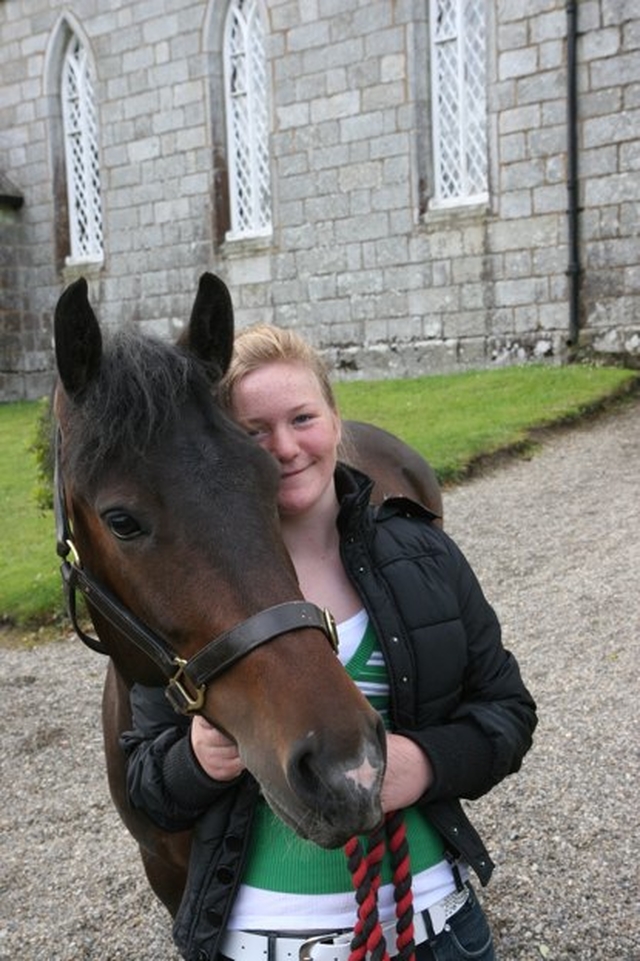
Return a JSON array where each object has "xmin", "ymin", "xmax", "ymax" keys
[{"xmin": 268, "ymin": 426, "xmax": 298, "ymax": 461}]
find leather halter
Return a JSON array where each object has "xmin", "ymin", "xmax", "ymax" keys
[{"xmin": 54, "ymin": 432, "xmax": 339, "ymax": 715}]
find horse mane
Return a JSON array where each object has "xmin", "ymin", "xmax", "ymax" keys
[{"xmin": 61, "ymin": 329, "xmax": 216, "ymax": 486}]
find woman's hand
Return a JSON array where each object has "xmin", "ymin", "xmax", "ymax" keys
[
  {"xmin": 380, "ymin": 733, "xmax": 433, "ymax": 813},
  {"xmin": 190, "ymin": 716, "xmax": 245, "ymax": 782}
]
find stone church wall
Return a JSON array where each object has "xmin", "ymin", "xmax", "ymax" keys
[{"xmin": 1, "ymin": 0, "xmax": 638, "ymax": 401}]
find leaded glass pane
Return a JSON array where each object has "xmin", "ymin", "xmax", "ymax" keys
[
  {"xmin": 61, "ymin": 36, "xmax": 104, "ymax": 261},
  {"xmin": 224, "ymin": 0, "xmax": 272, "ymax": 238},
  {"xmin": 430, "ymin": 0, "xmax": 488, "ymax": 205}
]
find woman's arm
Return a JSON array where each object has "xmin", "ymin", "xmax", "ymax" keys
[
  {"xmin": 397, "ymin": 536, "xmax": 537, "ymax": 805},
  {"xmin": 120, "ymin": 685, "xmax": 245, "ymax": 831}
]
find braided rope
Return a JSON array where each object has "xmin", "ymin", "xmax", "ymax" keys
[
  {"xmin": 386, "ymin": 811, "xmax": 415, "ymax": 961},
  {"xmin": 345, "ymin": 812, "xmax": 415, "ymax": 961},
  {"xmin": 344, "ymin": 832, "xmax": 387, "ymax": 961}
]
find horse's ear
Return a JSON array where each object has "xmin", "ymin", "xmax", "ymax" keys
[
  {"xmin": 54, "ymin": 277, "xmax": 103, "ymax": 397},
  {"xmin": 179, "ymin": 272, "xmax": 234, "ymax": 380}
]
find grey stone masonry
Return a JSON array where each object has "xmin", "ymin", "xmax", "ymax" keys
[{"xmin": 1, "ymin": 0, "xmax": 639, "ymax": 400}]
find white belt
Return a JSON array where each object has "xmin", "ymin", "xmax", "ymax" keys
[{"xmin": 220, "ymin": 885, "xmax": 469, "ymax": 961}]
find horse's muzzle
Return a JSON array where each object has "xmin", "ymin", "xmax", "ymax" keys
[{"xmin": 281, "ymin": 721, "xmax": 387, "ymax": 847}]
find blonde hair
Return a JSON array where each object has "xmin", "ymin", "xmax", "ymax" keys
[{"xmin": 219, "ymin": 324, "xmax": 338, "ymax": 413}]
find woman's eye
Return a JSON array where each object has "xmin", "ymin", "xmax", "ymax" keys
[
  {"xmin": 104, "ymin": 511, "xmax": 143, "ymax": 540},
  {"xmin": 245, "ymin": 424, "xmax": 270, "ymax": 441}
]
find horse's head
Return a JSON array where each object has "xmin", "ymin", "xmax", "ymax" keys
[{"xmin": 53, "ymin": 273, "xmax": 385, "ymax": 847}]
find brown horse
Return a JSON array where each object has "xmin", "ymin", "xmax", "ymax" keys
[
  {"xmin": 342, "ymin": 420, "xmax": 442, "ymax": 523},
  {"xmin": 53, "ymin": 273, "xmax": 441, "ymax": 918}
]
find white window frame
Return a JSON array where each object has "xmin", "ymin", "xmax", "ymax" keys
[
  {"xmin": 429, "ymin": 0, "xmax": 488, "ymax": 209},
  {"xmin": 223, "ymin": 0, "xmax": 272, "ymax": 241},
  {"xmin": 61, "ymin": 34, "xmax": 104, "ymax": 264}
]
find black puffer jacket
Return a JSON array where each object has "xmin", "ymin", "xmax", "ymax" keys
[{"xmin": 121, "ymin": 465, "xmax": 537, "ymax": 961}]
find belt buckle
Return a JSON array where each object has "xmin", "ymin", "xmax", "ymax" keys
[
  {"xmin": 298, "ymin": 931, "xmax": 344, "ymax": 961},
  {"xmin": 429, "ymin": 901, "xmax": 448, "ymax": 936},
  {"xmin": 427, "ymin": 885, "xmax": 470, "ymax": 936}
]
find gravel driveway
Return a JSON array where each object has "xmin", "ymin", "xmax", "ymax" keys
[{"xmin": 1, "ymin": 396, "xmax": 638, "ymax": 961}]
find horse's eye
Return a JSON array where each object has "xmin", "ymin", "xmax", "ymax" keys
[{"xmin": 104, "ymin": 510, "xmax": 143, "ymax": 540}]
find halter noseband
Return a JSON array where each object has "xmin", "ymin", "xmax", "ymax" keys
[{"xmin": 54, "ymin": 432, "xmax": 338, "ymax": 715}]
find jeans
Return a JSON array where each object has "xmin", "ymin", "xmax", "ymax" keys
[{"xmin": 409, "ymin": 885, "xmax": 495, "ymax": 961}]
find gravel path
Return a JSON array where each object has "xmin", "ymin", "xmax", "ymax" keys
[{"xmin": 1, "ymin": 397, "xmax": 638, "ymax": 961}]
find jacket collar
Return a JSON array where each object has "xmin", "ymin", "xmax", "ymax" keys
[
  {"xmin": 334, "ymin": 462, "xmax": 374, "ymax": 536},
  {"xmin": 335, "ymin": 461, "xmax": 440, "ymax": 533}
]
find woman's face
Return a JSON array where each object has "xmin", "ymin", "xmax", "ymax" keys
[{"xmin": 231, "ymin": 360, "xmax": 341, "ymax": 519}]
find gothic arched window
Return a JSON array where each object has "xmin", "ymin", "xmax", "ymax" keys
[
  {"xmin": 223, "ymin": 0, "xmax": 272, "ymax": 239},
  {"xmin": 61, "ymin": 33, "xmax": 104, "ymax": 262}
]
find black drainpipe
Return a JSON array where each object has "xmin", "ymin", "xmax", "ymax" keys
[{"xmin": 566, "ymin": 1, "xmax": 580, "ymax": 348}]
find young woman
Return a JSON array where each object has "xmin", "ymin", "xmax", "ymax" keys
[{"xmin": 122, "ymin": 325, "xmax": 537, "ymax": 961}]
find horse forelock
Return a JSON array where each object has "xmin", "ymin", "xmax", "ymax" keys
[{"xmin": 59, "ymin": 329, "xmax": 215, "ymax": 487}]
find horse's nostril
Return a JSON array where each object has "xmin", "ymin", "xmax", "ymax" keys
[
  {"xmin": 287, "ymin": 736, "xmax": 323, "ymax": 804},
  {"xmin": 375, "ymin": 716, "xmax": 387, "ymax": 763},
  {"xmin": 291, "ymin": 745, "xmax": 322, "ymax": 802}
]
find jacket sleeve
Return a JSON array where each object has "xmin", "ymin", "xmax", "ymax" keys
[
  {"xmin": 120, "ymin": 684, "xmax": 245, "ymax": 832},
  {"xmin": 394, "ymin": 532, "xmax": 537, "ymax": 804}
]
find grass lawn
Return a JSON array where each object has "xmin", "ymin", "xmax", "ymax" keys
[
  {"xmin": 1, "ymin": 364, "xmax": 638, "ymax": 628},
  {"xmin": 0, "ymin": 401, "xmax": 62, "ymax": 627},
  {"xmin": 335, "ymin": 364, "xmax": 638, "ymax": 484}
]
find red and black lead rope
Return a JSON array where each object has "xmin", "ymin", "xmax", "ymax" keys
[{"xmin": 344, "ymin": 811, "xmax": 416, "ymax": 961}]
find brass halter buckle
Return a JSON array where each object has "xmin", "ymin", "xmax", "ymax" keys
[
  {"xmin": 323, "ymin": 608, "xmax": 339, "ymax": 654},
  {"xmin": 166, "ymin": 657, "xmax": 206, "ymax": 714},
  {"xmin": 65, "ymin": 538, "xmax": 81, "ymax": 567}
]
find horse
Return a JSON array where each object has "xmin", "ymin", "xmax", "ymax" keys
[{"xmin": 53, "ymin": 272, "xmax": 442, "ymax": 918}]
